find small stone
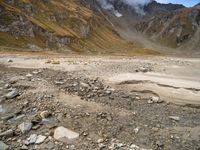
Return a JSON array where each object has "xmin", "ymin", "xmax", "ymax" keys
[
  {"xmin": 135, "ymin": 96, "xmax": 140, "ymax": 100},
  {"xmin": 27, "ymin": 134, "xmax": 37, "ymax": 144},
  {"xmin": 18, "ymin": 122, "xmax": 33, "ymax": 134},
  {"xmin": 0, "ymin": 129, "xmax": 14, "ymax": 137},
  {"xmin": 32, "ymin": 125, "xmax": 41, "ymax": 130},
  {"xmin": 98, "ymin": 143, "xmax": 106, "ymax": 149},
  {"xmin": 147, "ymin": 99, "xmax": 154, "ymax": 104},
  {"xmin": 14, "ymin": 114, "xmax": 25, "ymax": 121},
  {"xmin": 35, "ymin": 135, "xmax": 46, "ymax": 144},
  {"xmin": 21, "ymin": 145, "xmax": 28, "ymax": 150},
  {"xmin": 7, "ymin": 59, "xmax": 13, "ymax": 63},
  {"xmin": 97, "ymin": 139, "xmax": 104, "ymax": 143},
  {"xmin": 54, "ymin": 81, "xmax": 65, "ymax": 85},
  {"xmin": 4, "ymin": 84, "xmax": 10, "ymax": 89},
  {"xmin": 105, "ymin": 90, "xmax": 111, "ymax": 95},
  {"xmin": 152, "ymin": 127, "xmax": 159, "ymax": 132},
  {"xmin": 70, "ymin": 145, "xmax": 75, "ymax": 149},
  {"xmin": 0, "ymin": 105, "xmax": 4, "ymax": 113},
  {"xmin": 151, "ymin": 96, "xmax": 163, "ymax": 103},
  {"xmin": 42, "ymin": 142, "xmax": 55, "ymax": 149},
  {"xmin": 32, "ymin": 71, "xmax": 39, "ymax": 75},
  {"xmin": 169, "ymin": 116, "xmax": 180, "ymax": 121},
  {"xmin": 26, "ymin": 73, "xmax": 33, "ymax": 77},
  {"xmin": 80, "ymin": 82, "xmax": 90, "ymax": 88},
  {"xmin": 156, "ymin": 141, "xmax": 164, "ymax": 148},
  {"xmin": 151, "ymin": 96, "xmax": 159, "ymax": 102},
  {"xmin": 134, "ymin": 127, "xmax": 140, "ymax": 134},
  {"xmin": 5, "ymin": 90, "xmax": 18, "ymax": 99},
  {"xmin": 39, "ymin": 111, "xmax": 51, "ymax": 119},
  {"xmin": 51, "ymin": 60, "xmax": 60, "ymax": 64},
  {"xmin": 139, "ymin": 67, "xmax": 148, "ymax": 73},
  {"xmin": 54, "ymin": 126, "xmax": 79, "ymax": 143},
  {"xmin": 0, "ymin": 141, "xmax": 9, "ymax": 150},
  {"xmin": 1, "ymin": 114, "xmax": 14, "ymax": 120}
]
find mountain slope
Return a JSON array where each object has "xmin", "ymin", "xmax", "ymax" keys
[
  {"xmin": 135, "ymin": 6, "xmax": 200, "ymax": 50},
  {"xmin": 0, "ymin": 0, "xmax": 157, "ymax": 55},
  {"xmin": 1, "ymin": 0, "xmax": 199, "ymax": 54},
  {"xmin": 103, "ymin": 0, "xmax": 200, "ymax": 51}
]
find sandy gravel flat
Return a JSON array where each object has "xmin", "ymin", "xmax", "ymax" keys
[{"xmin": 1, "ymin": 54, "xmax": 200, "ymax": 106}]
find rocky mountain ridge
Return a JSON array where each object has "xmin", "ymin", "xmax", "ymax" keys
[
  {"xmin": 0, "ymin": 0, "xmax": 200, "ymax": 53},
  {"xmin": 135, "ymin": 6, "xmax": 200, "ymax": 49},
  {"xmin": 1, "ymin": 0, "xmax": 152, "ymax": 55},
  {"xmin": 100, "ymin": 0, "xmax": 200, "ymax": 51}
]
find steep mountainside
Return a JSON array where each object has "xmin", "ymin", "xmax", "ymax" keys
[
  {"xmin": 102, "ymin": 0, "xmax": 200, "ymax": 51},
  {"xmin": 135, "ymin": 6, "xmax": 200, "ymax": 49},
  {"xmin": 0, "ymin": 0, "xmax": 199, "ymax": 54},
  {"xmin": 0, "ymin": 0, "xmax": 156, "ymax": 54}
]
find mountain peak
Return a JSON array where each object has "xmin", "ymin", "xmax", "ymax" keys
[
  {"xmin": 195, "ymin": 3, "xmax": 200, "ymax": 7},
  {"xmin": 144, "ymin": 1, "xmax": 185, "ymax": 14}
]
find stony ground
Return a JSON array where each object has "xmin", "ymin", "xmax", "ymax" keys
[{"xmin": 0, "ymin": 54, "xmax": 200, "ymax": 150}]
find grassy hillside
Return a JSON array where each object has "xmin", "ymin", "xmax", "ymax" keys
[{"xmin": 0, "ymin": 0, "xmax": 158, "ymax": 55}]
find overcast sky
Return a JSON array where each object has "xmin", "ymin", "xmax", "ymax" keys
[{"xmin": 156, "ymin": 0, "xmax": 200, "ymax": 7}]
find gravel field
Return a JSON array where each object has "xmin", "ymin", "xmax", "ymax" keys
[{"xmin": 0, "ymin": 54, "xmax": 200, "ymax": 150}]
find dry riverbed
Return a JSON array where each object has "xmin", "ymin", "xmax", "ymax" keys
[{"xmin": 0, "ymin": 54, "xmax": 200, "ymax": 150}]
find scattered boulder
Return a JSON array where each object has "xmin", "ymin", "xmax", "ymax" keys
[
  {"xmin": 148, "ymin": 96, "xmax": 162, "ymax": 104},
  {"xmin": 54, "ymin": 126, "xmax": 79, "ymax": 143},
  {"xmin": 35, "ymin": 135, "xmax": 46, "ymax": 144},
  {"xmin": 7, "ymin": 59, "xmax": 13, "ymax": 63},
  {"xmin": 54, "ymin": 81, "xmax": 65, "ymax": 85},
  {"xmin": 0, "ymin": 141, "xmax": 9, "ymax": 150},
  {"xmin": 97, "ymin": 139, "xmax": 104, "ymax": 143},
  {"xmin": 134, "ymin": 127, "xmax": 140, "ymax": 134},
  {"xmin": 27, "ymin": 134, "xmax": 37, "ymax": 144},
  {"xmin": 39, "ymin": 111, "xmax": 51, "ymax": 119},
  {"xmin": 4, "ymin": 84, "xmax": 10, "ymax": 89},
  {"xmin": 21, "ymin": 145, "xmax": 28, "ymax": 150},
  {"xmin": 136, "ymin": 67, "xmax": 150, "ymax": 73},
  {"xmin": 0, "ymin": 105, "xmax": 4, "ymax": 113},
  {"xmin": 18, "ymin": 122, "xmax": 33, "ymax": 134},
  {"xmin": 0, "ymin": 129, "xmax": 14, "ymax": 137},
  {"xmin": 5, "ymin": 90, "xmax": 18, "ymax": 99},
  {"xmin": 148, "ymin": 99, "xmax": 154, "ymax": 104},
  {"xmin": 156, "ymin": 141, "xmax": 164, "ymax": 149},
  {"xmin": 80, "ymin": 82, "xmax": 90, "ymax": 88},
  {"xmin": 26, "ymin": 73, "xmax": 33, "ymax": 78},
  {"xmin": 32, "ymin": 71, "xmax": 39, "ymax": 75},
  {"xmin": 169, "ymin": 116, "xmax": 180, "ymax": 121},
  {"xmin": 151, "ymin": 96, "xmax": 160, "ymax": 102},
  {"xmin": 1, "ymin": 114, "xmax": 14, "ymax": 121}
]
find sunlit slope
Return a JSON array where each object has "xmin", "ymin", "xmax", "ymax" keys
[{"xmin": 0, "ymin": 0, "xmax": 158, "ymax": 55}]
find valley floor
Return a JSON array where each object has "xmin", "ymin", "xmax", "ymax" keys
[{"xmin": 0, "ymin": 53, "xmax": 200, "ymax": 149}]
